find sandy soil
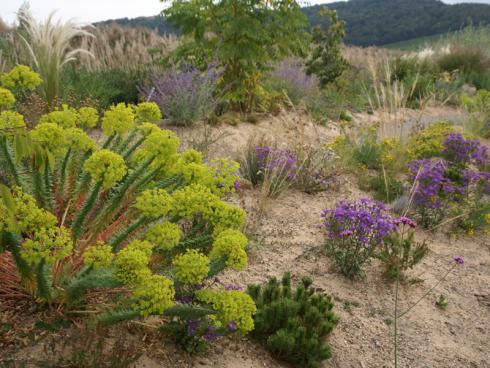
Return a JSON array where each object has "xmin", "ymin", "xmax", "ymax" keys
[{"xmin": 1, "ymin": 107, "xmax": 488, "ymax": 368}]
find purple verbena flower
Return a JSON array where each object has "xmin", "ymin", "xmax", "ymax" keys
[
  {"xmin": 394, "ymin": 216, "xmax": 417, "ymax": 228},
  {"xmin": 453, "ymin": 256, "xmax": 465, "ymax": 265},
  {"xmin": 227, "ymin": 321, "xmax": 237, "ymax": 331}
]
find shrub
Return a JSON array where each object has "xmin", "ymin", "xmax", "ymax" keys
[
  {"xmin": 408, "ymin": 133, "xmax": 489, "ymax": 230},
  {"xmin": 267, "ymin": 58, "xmax": 318, "ymax": 106},
  {"xmin": 461, "ymin": 89, "xmax": 490, "ymax": 138},
  {"xmin": 306, "ymin": 7, "xmax": 349, "ymax": 87},
  {"xmin": 140, "ymin": 67, "xmax": 218, "ymax": 126},
  {"xmin": 408, "ymin": 121, "xmax": 457, "ymax": 159},
  {"xmin": 321, "ymin": 198, "xmax": 396, "ymax": 278},
  {"xmin": 247, "ymin": 273, "xmax": 339, "ymax": 368},
  {"xmin": 255, "ymin": 146, "xmax": 297, "ymax": 198},
  {"xmin": 18, "ymin": 8, "xmax": 93, "ymax": 107},
  {"xmin": 293, "ymin": 145, "xmax": 336, "ymax": 194},
  {"xmin": 164, "ymin": 0, "xmax": 308, "ymax": 111},
  {"xmin": 378, "ymin": 217, "xmax": 429, "ymax": 280},
  {"xmin": 0, "ymin": 71, "xmax": 253, "ymax": 343}
]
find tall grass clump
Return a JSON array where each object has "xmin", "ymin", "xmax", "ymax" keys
[{"xmin": 18, "ymin": 8, "xmax": 93, "ymax": 107}]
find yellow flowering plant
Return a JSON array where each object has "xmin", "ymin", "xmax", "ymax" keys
[{"xmin": 0, "ymin": 69, "xmax": 251, "ymax": 339}]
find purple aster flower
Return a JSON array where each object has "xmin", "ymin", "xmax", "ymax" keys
[
  {"xmin": 224, "ymin": 284, "xmax": 243, "ymax": 291},
  {"xmin": 187, "ymin": 319, "xmax": 201, "ymax": 337},
  {"xmin": 203, "ymin": 325, "xmax": 219, "ymax": 342},
  {"xmin": 233, "ymin": 180, "xmax": 241, "ymax": 192},
  {"xmin": 453, "ymin": 256, "xmax": 465, "ymax": 265},
  {"xmin": 227, "ymin": 321, "xmax": 237, "ymax": 331}
]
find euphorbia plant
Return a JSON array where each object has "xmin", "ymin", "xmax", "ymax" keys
[{"xmin": 0, "ymin": 67, "xmax": 255, "ymax": 338}]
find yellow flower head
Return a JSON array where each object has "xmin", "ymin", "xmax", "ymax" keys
[
  {"xmin": 0, "ymin": 111, "xmax": 26, "ymax": 135},
  {"xmin": 30, "ymin": 122, "xmax": 67, "ymax": 155},
  {"xmin": 134, "ymin": 102, "xmax": 162, "ymax": 124},
  {"xmin": 127, "ymin": 239, "xmax": 154, "ymax": 257},
  {"xmin": 65, "ymin": 128, "xmax": 95, "ymax": 151},
  {"xmin": 210, "ymin": 229, "xmax": 248, "ymax": 271},
  {"xmin": 171, "ymin": 184, "xmax": 219, "ymax": 219},
  {"xmin": 114, "ymin": 247, "xmax": 151, "ymax": 285},
  {"xmin": 173, "ymin": 249, "xmax": 210, "ymax": 285},
  {"xmin": 132, "ymin": 274, "xmax": 175, "ymax": 317},
  {"xmin": 196, "ymin": 289, "xmax": 256, "ymax": 333},
  {"xmin": 135, "ymin": 188, "xmax": 174, "ymax": 219},
  {"xmin": 145, "ymin": 221, "xmax": 181, "ymax": 250},
  {"xmin": 0, "ymin": 65, "xmax": 42, "ymax": 91},
  {"xmin": 39, "ymin": 104, "xmax": 79, "ymax": 128},
  {"xmin": 21, "ymin": 226, "xmax": 73, "ymax": 265},
  {"xmin": 83, "ymin": 242, "xmax": 113, "ymax": 269},
  {"xmin": 101, "ymin": 103, "xmax": 135, "ymax": 136},
  {"xmin": 83, "ymin": 149, "xmax": 127, "ymax": 189},
  {"xmin": 78, "ymin": 107, "xmax": 99, "ymax": 128},
  {"xmin": 0, "ymin": 87, "xmax": 15, "ymax": 110},
  {"xmin": 135, "ymin": 129, "xmax": 180, "ymax": 168}
]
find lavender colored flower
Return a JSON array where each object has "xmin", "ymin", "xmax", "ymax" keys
[
  {"xmin": 139, "ymin": 65, "xmax": 218, "ymax": 126},
  {"xmin": 255, "ymin": 146, "xmax": 297, "ymax": 179},
  {"xmin": 322, "ymin": 198, "xmax": 396, "ymax": 246},
  {"xmin": 453, "ymin": 256, "xmax": 464, "ymax": 265},
  {"xmin": 203, "ymin": 325, "xmax": 220, "ymax": 342},
  {"xmin": 224, "ymin": 284, "xmax": 243, "ymax": 291},
  {"xmin": 233, "ymin": 180, "xmax": 241, "ymax": 192},
  {"xmin": 443, "ymin": 133, "xmax": 488, "ymax": 167},
  {"xmin": 187, "ymin": 319, "xmax": 201, "ymax": 337},
  {"xmin": 270, "ymin": 58, "xmax": 318, "ymax": 104},
  {"xmin": 227, "ymin": 321, "xmax": 237, "ymax": 331},
  {"xmin": 394, "ymin": 216, "xmax": 417, "ymax": 228}
]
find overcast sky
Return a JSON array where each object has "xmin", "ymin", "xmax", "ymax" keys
[{"xmin": 1, "ymin": 0, "xmax": 488, "ymax": 25}]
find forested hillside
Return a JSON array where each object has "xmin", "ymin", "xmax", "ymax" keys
[{"xmin": 97, "ymin": 0, "xmax": 490, "ymax": 46}]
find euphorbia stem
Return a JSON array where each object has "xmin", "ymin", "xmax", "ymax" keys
[{"xmin": 71, "ymin": 181, "xmax": 103, "ymax": 241}]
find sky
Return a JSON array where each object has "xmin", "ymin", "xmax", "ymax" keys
[{"xmin": 1, "ymin": 0, "xmax": 489, "ymax": 25}]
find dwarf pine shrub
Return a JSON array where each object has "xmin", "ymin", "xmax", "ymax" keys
[
  {"xmin": 247, "ymin": 273, "xmax": 339, "ymax": 368},
  {"xmin": 0, "ymin": 67, "xmax": 255, "ymax": 342}
]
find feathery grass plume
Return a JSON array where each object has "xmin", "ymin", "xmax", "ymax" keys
[{"xmin": 18, "ymin": 7, "xmax": 94, "ymax": 107}]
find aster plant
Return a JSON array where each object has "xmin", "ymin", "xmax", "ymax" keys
[
  {"xmin": 408, "ymin": 132, "xmax": 490, "ymax": 231},
  {"xmin": 322, "ymin": 198, "xmax": 396, "ymax": 278},
  {"xmin": 0, "ymin": 67, "xmax": 255, "ymax": 342}
]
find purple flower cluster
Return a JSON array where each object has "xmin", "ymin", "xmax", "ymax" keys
[
  {"xmin": 443, "ymin": 133, "xmax": 488, "ymax": 167},
  {"xmin": 453, "ymin": 255, "xmax": 465, "ymax": 265},
  {"xmin": 187, "ymin": 319, "xmax": 221, "ymax": 342},
  {"xmin": 409, "ymin": 159, "xmax": 453, "ymax": 209},
  {"xmin": 270, "ymin": 58, "xmax": 318, "ymax": 101},
  {"xmin": 256, "ymin": 147, "xmax": 297, "ymax": 179},
  {"xmin": 321, "ymin": 198, "xmax": 396, "ymax": 246},
  {"xmin": 139, "ymin": 65, "xmax": 218, "ymax": 126}
]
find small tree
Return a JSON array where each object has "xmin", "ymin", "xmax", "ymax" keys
[
  {"xmin": 306, "ymin": 7, "xmax": 349, "ymax": 88},
  {"xmin": 163, "ymin": 0, "xmax": 308, "ymax": 112}
]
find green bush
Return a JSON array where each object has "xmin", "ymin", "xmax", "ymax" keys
[{"xmin": 247, "ymin": 273, "xmax": 339, "ymax": 368}]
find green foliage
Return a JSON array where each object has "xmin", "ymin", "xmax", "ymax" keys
[
  {"xmin": 164, "ymin": 0, "xmax": 308, "ymax": 111},
  {"xmin": 378, "ymin": 227, "xmax": 429, "ymax": 280},
  {"xmin": 247, "ymin": 273, "xmax": 339, "ymax": 368},
  {"xmin": 306, "ymin": 7, "xmax": 349, "ymax": 87},
  {"xmin": 0, "ymin": 66, "xmax": 250, "ymax": 336},
  {"xmin": 408, "ymin": 121, "xmax": 457, "ymax": 159},
  {"xmin": 461, "ymin": 89, "xmax": 490, "ymax": 138},
  {"xmin": 358, "ymin": 174, "xmax": 404, "ymax": 203}
]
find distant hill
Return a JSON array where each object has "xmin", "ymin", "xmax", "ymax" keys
[{"xmin": 96, "ymin": 0, "xmax": 490, "ymax": 47}]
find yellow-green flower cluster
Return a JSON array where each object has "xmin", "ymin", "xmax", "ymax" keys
[
  {"xmin": 196, "ymin": 289, "xmax": 256, "ymax": 333},
  {"xmin": 65, "ymin": 128, "xmax": 95, "ymax": 151},
  {"xmin": 0, "ymin": 111, "xmax": 26, "ymax": 135},
  {"xmin": 0, "ymin": 187, "xmax": 57, "ymax": 234},
  {"xmin": 135, "ymin": 129, "xmax": 180, "ymax": 169},
  {"xmin": 21, "ymin": 226, "xmax": 73, "ymax": 265},
  {"xmin": 173, "ymin": 249, "xmax": 210, "ymax": 285},
  {"xmin": 83, "ymin": 242, "xmax": 113, "ymax": 269},
  {"xmin": 101, "ymin": 103, "xmax": 135, "ymax": 136},
  {"xmin": 137, "ymin": 122, "xmax": 161, "ymax": 136},
  {"xmin": 208, "ymin": 202, "xmax": 246, "ymax": 235},
  {"xmin": 408, "ymin": 121, "xmax": 457, "ymax": 159},
  {"xmin": 0, "ymin": 87, "xmax": 15, "ymax": 110},
  {"xmin": 114, "ymin": 246, "xmax": 151, "ymax": 285},
  {"xmin": 135, "ymin": 188, "xmax": 174, "ymax": 219},
  {"xmin": 145, "ymin": 222, "xmax": 181, "ymax": 250},
  {"xmin": 30, "ymin": 122, "xmax": 67, "ymax": 155},
  {"xmin": 379, "ymin": 137, "xmax": 399, "ymax": 164},
  {"xmin": 209, "ymin": 158, "xmax": 240, "ymax": 196},
  {"xmin": 0, "ymin": 65, "xmax": 42, "ymax": 91},
  {"xmin": 39, "ymin": 104, "xmax": 79, "ymax": 128},
  {"xmin": 171, "ymin": 184, "xmax": 219, "ymax": 219},
  {"xmin": 210, "ymin": 229, "xmax": 248, "ymax": 271},
  {"xmin": 78, "ymin": 107, "xmax": 99, "ymax": 128},
  {"xmin": 126, "ymin": 239, "xmax": 154, "ymax": 257},
  {"xmin": 132, "ymin": 274, "xmax": 175, "ymax": 317},
  {"xmin": 83, "ymin": 149, "xmax": 127, "ymax": 189},
  {"xmin": 134, "ymin": 102, "xmax": 162, "ymax": 123}
]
